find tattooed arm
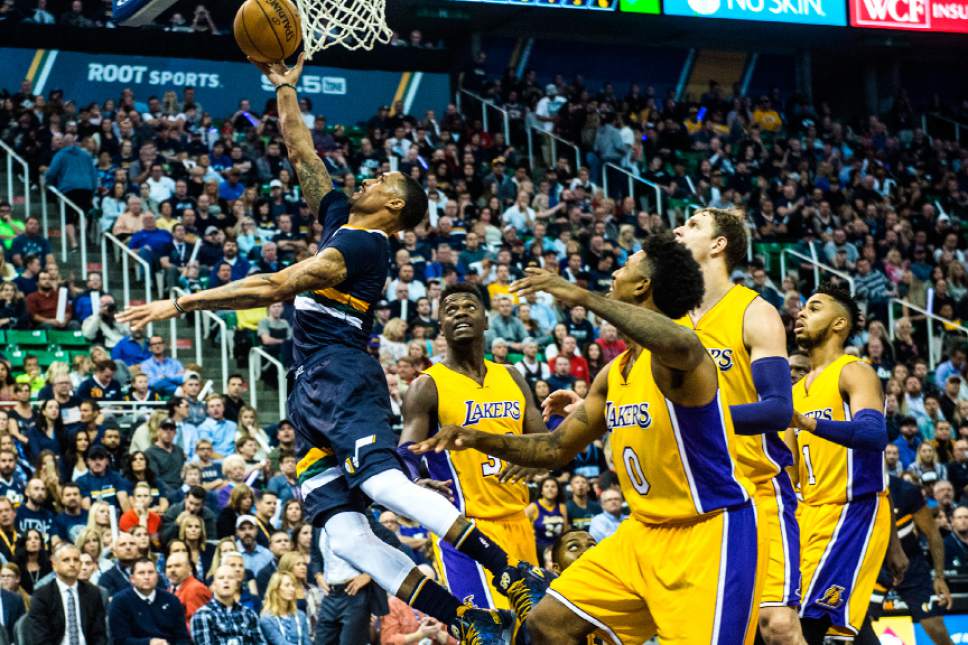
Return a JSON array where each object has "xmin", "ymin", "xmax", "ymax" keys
[
  {"xmin": 411, "ymin": 360, "xmax": 611, "ymax": 469},
  {"xmin": 252, "ymin": 54, "xmax": 332, "ymax": 216},
  {"xmin": 118, "ymin": 248, "xmax": 347, "ymax": 329}
]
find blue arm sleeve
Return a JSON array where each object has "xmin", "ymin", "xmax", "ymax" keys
[
  {"xmin": 812, "ymin": 409, "xmax": 888, "ymax": 451},
  {"xmin": 730, "ymin": 356, "xmax": 794, "ymax": 435},
  {"xmin": 395, "ymin": 442, "xmax": 423, "ymax": 481}
]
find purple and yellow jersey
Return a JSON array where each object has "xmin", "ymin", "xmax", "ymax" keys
[
  {"xmin": 676, "ymin": 285, "xmax": 793, "ymax": 487},
  {"xmin": 423, "ymin": 361, "xmax": 529, "ymax": 520},
  {"xmin": 793, "ymin": 354, "xmax": 888, "ymax": 506},
  {"xmin": 606, "ymin": 349, "xmax": 752, "ymax": 523}
]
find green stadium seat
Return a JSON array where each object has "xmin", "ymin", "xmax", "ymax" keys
[
  {"xmin": 8, "ymin": 330, "xmax": 48, "ymax": 347},
  {"xmin": 70, "ymin": 350, "xmax": 91, "ymax": 363},
  {"xmin": 3, "ymin": 349, "xmax": 24, "ymax": 369},
  {"xmin": 0, "ymin": 330, "xmax": 7, "ymax": 345},
  {"xmin": 49, "ymin": 330, "xmax": 88, "ymax": 348},
  {"xmin": 34, "ymin": 351, "xmax": 62, "ymax": 368}
]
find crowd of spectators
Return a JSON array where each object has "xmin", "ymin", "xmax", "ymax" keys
[{"xmin": 0, "ymin": 36, "xmax": 966, "ymax": 640}]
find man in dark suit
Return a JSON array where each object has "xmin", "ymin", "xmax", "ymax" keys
[
  {"xmin": 0, "ymin": 586, "xmax": 24, "ymax": 643},
  {"xmin": 27, "ymin": 542, "xmax": 107, "ymax": 644},
  {"xmin": 108, "ymin": 558, "xmax": 190, "ymax": 645}
]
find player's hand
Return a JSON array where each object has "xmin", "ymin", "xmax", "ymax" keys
[
  {"xmin": 249, "ymin": 52, "xmax": 306, "ymax": 87},
  {"xmin": 415, "ymin": 478, "xmax": 454, "ymax": 502},
  {"xmin": 510, "ymin": 267, "xmax": 585, "ymax": 306},
  {"xmin": 117, "ymin": 300, "xmax": 179, "ymax": 330},
  {"xmin": 934, "ymin": 575, "xmax": 953, "ymax": 609},
  {"xmin": 542, "ymin": 389, "xmax": 582, "ymax": 421},
  {"xmin": 790, "ymin": 411, "xmax": 816, "ymax": 433},
  {"xmin": 345, "ymin": 573, "xmax": 371, "ymax": 596},
  {"xmin": 887, "ymin": 543, "xmax": 909, "ymax": 587},
  {"xmin": 410, "ymin": 425, "xmax": 480, "ymax": 454},
  {"xmin": 498, "ymin": 464, "xmax": 546, "ymax": 484}
]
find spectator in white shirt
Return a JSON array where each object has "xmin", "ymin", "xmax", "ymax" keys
[
  {"xmin": 144, "ymin": 164, "xmax": 175, "ymax": 204},
  {"xmin": 502, "ymin": 192, "xmax": 535, "ymax": 234}
]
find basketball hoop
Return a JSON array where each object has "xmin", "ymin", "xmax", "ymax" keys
[{"xmin": 294, "ymin": 0, "xmax": 393, "ymax": 56}]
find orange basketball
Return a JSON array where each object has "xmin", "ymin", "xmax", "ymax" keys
[{"xmin": 234, "ymin": 0, "xmax": 303, "ymax": 63}]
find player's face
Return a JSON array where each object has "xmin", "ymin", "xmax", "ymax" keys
[
  {"xmin": 352, "ymin": 171, "xmax": 405, "ymax": 214},
  {"xmin": 439, "ymin": 294, "xmax": 486, "ymax": 343},
  {"xmin": 608, "ymin": 251, "xmax": 649, "ymax": 304},
  {"xmin": 794, "ymin": 294, "xmax": 847, "ymax": 348},
  {"xmin": 673, "ymin": 212, "xmax": 718, "ymax": 263},
  {"xmin": 789, "ymin": 355, "xmax": 811, "ymax": 383},
  {"xmin": 552, "ymin": 531, "xmax": 597, "ymax": 573}
]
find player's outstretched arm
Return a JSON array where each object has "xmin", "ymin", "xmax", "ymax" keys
[
  {"xmin": 411, "ymin": 366, "xmax": 609, "ymax": 469},
  {"xmin": 791, "ymin": 361, "xmax": 887, "ymax": 451},
  {"xmin": 118, "ymin": 248, "xmax": 347, "ymax": 330},
  {"xmin": 911, "ymin": 503, "xmax": 950, "ymax": 606},
  {"xmin": 731, "ymin": 297, "xmax": 793, "ymax": 435},
  {"xmin": 511, "ymin": 267, "xmax": 705, "ymax": 372},
  {"xmin": 251, "ymin": 54, "xmax": 332, "ymax": 216}
]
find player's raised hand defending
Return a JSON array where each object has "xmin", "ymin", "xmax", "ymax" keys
[
  {"xmin": 542, "ymin": 389, "xmax": 582, "ymax": 422},
  {"xmin": 117, "ymin": 300, "xmax": 179, "ymax": 331},
  {"xmin": 249, "ymin": 52, "xmax": 306, "ymax": 86},
  {"xmin": 410, "ymin": 424, "xmax": 480, "ymax": 454},
  {"xmin": 510, "ymin": 267, "xmax": 584, "ymax": 306}
]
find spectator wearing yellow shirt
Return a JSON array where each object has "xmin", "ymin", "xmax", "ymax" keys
[
  {"xmin": 752, "ymin": 97, "xmax": 783, "ymax": 133},
  {"xmin": 486, "ymin": 263, "xmax": 518, "ymax": 304}
]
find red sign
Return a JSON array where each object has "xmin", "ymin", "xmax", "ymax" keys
[{"xmin": 850, "ymin": 0, "xmax": 968, "ymax": 32}]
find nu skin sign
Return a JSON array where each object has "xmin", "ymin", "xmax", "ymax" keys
[{"xmin": 664, "ymin": 0, "xmax": 848, "ymax": 24}]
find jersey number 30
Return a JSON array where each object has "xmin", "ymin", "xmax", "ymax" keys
[{"xmin": 623, "ymin": 447, "xmax": 650, "ymax": 495}]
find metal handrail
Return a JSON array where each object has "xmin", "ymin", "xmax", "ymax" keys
[
  {"xmin": 46, "ymin": 184, "xmax": 88, "ymax": 276},
  {"xmin": 526, "ymin": 124, "xmax": 581, "ymax": 174},
  {"xmin": 0, "ymin": 140, "xmax": 30, "ymax": 221},
  {"xmin": 199, "ymin": 309, "xmax": 229, "ymax": 393},
  {"xmin": 457, "ymin": 89, "xmax": 511, "ymax": 144},
  {"xmin": 601, "ymin": 162, "xmax": 666, "ymax": 226},
  {"xmin": 887, "ymin": 297, "xmax": 968, "ymax": 371},
  {"xmin": 922, "ymin": 113, "xmax": 966, "ymax": 145},
  {"xmin": 102, "ymin": 232, "xmax": 152, "ymax": 335},
  {"xmin": 248, "ymin": 347, "xmax": 287, "ymax": 420},
  {"xmin": 779, "ymin": 247, "xmax": 855, "ymax": 295}
]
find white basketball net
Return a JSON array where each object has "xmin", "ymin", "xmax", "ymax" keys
[{"xmin": 295, "ymin": 0, "xmax": 393, "ymax": 56}]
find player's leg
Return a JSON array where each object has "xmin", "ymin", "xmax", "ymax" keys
[
  {"xmin": 757, "ymin": 475, "xmax": 806, "ymax": 645},
  {"xmin": 648, "ymin": 502, "xmax": 759, "ymax": 644},
  {"xmin": 798, "ymin": 496, "xmax": 891, "ymax": 644},
  {"xmin": 893, "ymin": 558, "xmax": 954, "ymax": 645},
  {"xmin": 528, "ymin": 519, "xmax": 656, "ymax": 645},
  {"xmin": 920, "ymin": 617, "xmax": 955, "ymax": 645}
]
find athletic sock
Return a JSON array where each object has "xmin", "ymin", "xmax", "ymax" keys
[
  {"xmin": 407, "ymin": 577, "xmax": 462, "ymax": 626},
  {"xmin": 453, "ymin": 522, "xmax": 509, "ymax": 573}
]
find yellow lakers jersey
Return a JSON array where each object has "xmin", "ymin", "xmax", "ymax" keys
[
  {"xmin": 606, "ymin": 349, "xmax": 752, "ymax": 523},
  {"xmin": 676, "ymin": 285, "xmax": 793, "ymax": 486},
  {"xmin": 423, "ymin": 361, "xmax": 529, "ymax": 520},
  {"xmin": 793, "ymin": 354, "xmax": 887, "ymax": 505}
]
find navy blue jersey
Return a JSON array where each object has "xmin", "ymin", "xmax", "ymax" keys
[
  {"xmin": 292, "ymin": 190, "xmax": 390, "ymax": 363},
  {"xmin": 889, "ymin": 475, "xmax": 925, "ymax": 559}
]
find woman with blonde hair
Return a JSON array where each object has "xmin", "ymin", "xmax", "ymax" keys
[
  {"xmin": 206, "ymin": 536, "xmax": 239, "ymax": 582},
  {"xmin": 237, "ymin": 405, "xmax": 272, "ymax": 461},
  {"xmin": 276, "ymin": 552, "xmax": 320, "ymax": 620},
  {"xmin": 128, "ymin": 409, "xmax": 168, "ymax": 454},
  {"xmin": 179, "ymin": 513, "xmax": 216, "ymax": 578},
  {"xmin": 379, "ymin": 318, "xmax": 409, "ymax": 364},
  {"xmin": 85, "ymin": 501, "xmax": 115, "ymax": 547},
  {"xmin": 260, "ymin": 571, "xmax": 311, "ymax": 645}
]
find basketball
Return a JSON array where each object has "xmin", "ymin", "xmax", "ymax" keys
[{"xmin": 233, "ymin": 0, "xmax": 303, "ymax": 63}]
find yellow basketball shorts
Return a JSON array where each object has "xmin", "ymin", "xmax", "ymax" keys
[
  {"xmin": 798, "ymin": 493, "xmax": 891, "ymax": 634},
  {"xmin": 547, "ymin": 503, "xmax": 759, "ymax": 645},
  {"xmin": 432, "ymin": 512, "xmax": 537, "ymax": 610},
  {"xmin": 756, "ymin": 472, "xmax": 801, "ymax": 608}
]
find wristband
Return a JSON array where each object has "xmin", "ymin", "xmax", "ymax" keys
[
  {"xmin": 275, "ymin": 83, "xmax": 297, "ymax": 93},
  {"xmin": 172, "ymin": 297, "xmax": 187, "ymax": 315}
]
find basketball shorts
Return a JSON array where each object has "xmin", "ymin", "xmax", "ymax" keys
[
  {"xmin": 431, "ymin": 512, "xmax": 538, "ymax": 610},
  {"xmin": 547, "ymin": 502, "xmax": 759, "ymax": 645},
  {"xmin": 798, "ymin": 492, "xmax": 891, "ymax": 635},
  {"xmin": 288, "ymin": 345, "xmax": 401, "ymax": 524},
  {"xmin": 868, "ymin": 556, "xmax": 945, "ymax": 623},
  {"xmin": 756, "ymin": 472, "xmax": 801, "ymax": 608}
]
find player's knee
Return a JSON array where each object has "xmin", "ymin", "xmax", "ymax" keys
[{"xmin": 759, "ymin": 608, "xmax": 803, "ymax": 645}]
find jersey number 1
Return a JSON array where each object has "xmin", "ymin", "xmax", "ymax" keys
[
  {"xmin": 623, "ymin": 447, "xmax": 650, "ymax": 495},
  {"xmin": 802, "ymin": 446, "xmax": 817, "ymax": 486}
]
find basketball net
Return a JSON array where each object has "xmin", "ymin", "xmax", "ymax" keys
[{"xmin": 295, "ymin": 0, "xmax": 393, "ymax": 56}]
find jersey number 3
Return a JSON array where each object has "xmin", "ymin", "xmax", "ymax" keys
[{"xmin": 623, "ymin": 446, "xmax": 650, "ymax": 495}]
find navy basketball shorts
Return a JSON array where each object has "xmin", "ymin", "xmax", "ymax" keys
[
  {"xmin": 868, "ymin": 556, "xmax": 945, "ymax": 623},
  {"xmin": 288, "ymin": 345, "xmax": 402, "ymax": 524}
]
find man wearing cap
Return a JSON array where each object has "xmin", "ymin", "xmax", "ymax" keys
[
  {"xmin": 146, "ymin": 417, "xmax": 187, "ymax": 491},
  {"xmin": 484, "ymin": 156, "xmax": 517, "ymax": 206},
  {"xmin": 196, "ymin": 224, "xmax": 224, "ymax": 268},
  {"xmin": 235, "ymin": 514, "xmax": 272, "ymax": 576},
  {"xmin": 77, "ymin": 445, "xmax": 131, "ymax": 510}
]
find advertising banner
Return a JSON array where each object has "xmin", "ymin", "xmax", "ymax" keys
[
  {"xmin": 873, "ymin": 614, "xmax": 968, "ymax": 643},
  {"xmin": 6, "ymin": 47, "xmax": 450, "ymax": 125},
  {"xmin": 449, "ymin": 0, "xmax": 618, "ymax": 10},
  {"xmin": 849, "ymin": 0, "xmax": 968, "ymax": 33},
  {"xmin": 663, "ymin": 0, "xmax": 848, "ymax": 24}
]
